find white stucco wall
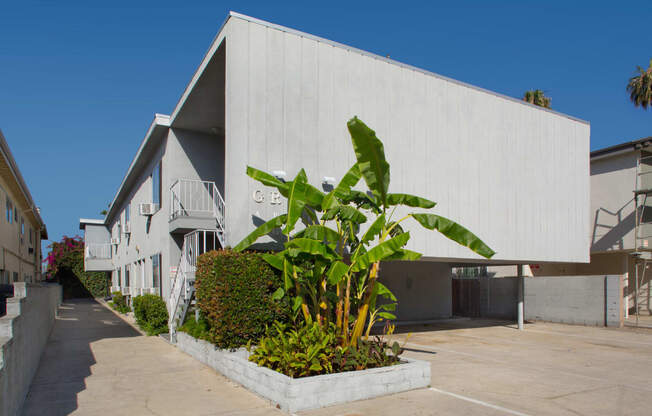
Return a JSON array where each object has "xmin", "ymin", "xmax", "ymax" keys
[{"xmin": 223, "ymin": 16, "xmax": 590, "ymax": 264}]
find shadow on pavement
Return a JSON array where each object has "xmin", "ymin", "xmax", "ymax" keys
[{"xmin": 22, "ymin": 298, "xmax": 140, "ymax": 416}]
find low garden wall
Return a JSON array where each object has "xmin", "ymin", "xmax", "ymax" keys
[
  {"xmin": 525, "ymin": 275, "xmax": 623, "ymax": 327},
  {"xmin": 0, "ymin": 282, "xmax": 62, "ymax": 416},
  {"xmin": 176, "ymin": 331, "xmax": 430, "ymax": 413}
]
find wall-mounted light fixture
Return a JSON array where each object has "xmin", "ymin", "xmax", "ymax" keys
[
  {"xmin": 273, "ymin": 170, "xmax": 287, "ymax": 180},
  {"xmin": 322, "ymin": 176, "xmax": 336, "ymax": 185}
]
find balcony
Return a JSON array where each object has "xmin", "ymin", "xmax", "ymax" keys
[
  {"xmin": 84, "ymin": 243, "xmax": 113, "ymax": 272},
  {"xmin": 169, "ymin": 179, "xmax": 225, "ymax": 241}
]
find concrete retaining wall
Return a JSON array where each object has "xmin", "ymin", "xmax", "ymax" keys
[
  {"xmin": 176, "ymin": 332, "xmax": 430, "ymax": 413},
  {"xmin": 525, "ymin": 275, "xmax": 622, "ymax": 327},
  {"xmin": 0, "ymin": 283, "xmax": 62, "ymax": 416}
]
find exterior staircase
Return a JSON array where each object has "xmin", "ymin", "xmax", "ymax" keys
[{"xmin": 168, "ymin": 229, "xmax": 223, "ymax": 340}]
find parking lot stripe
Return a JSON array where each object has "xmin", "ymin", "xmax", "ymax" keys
[{"xmin": 428, "ymin": 387, "xmax": 531, "ymax": 416}]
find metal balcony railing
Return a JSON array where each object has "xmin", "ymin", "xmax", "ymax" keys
[
  {"xmin": 170, "ymin": 179, "xmax": 225, "ymax": 224},
  {"xmin": 85, "ymin": 243, "xmax": 112, "ymax": 260}
]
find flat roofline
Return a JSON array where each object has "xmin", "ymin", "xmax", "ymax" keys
[
  {"xmin": 0, "ymin": 129, "xmax": 48, "ymax": 238},
  {"xmin": 104, "ymin": 113, "xmax": 170, "ymax": 224},
  {"xmin": 170, "ymin": 11, "xmax": 589, "ymax": 127},
  {"xmin": 79, "ymin": 218, "xmax": 105, "ymax": 230},
  {"xmin": 591, "ymin": 136, "xmax": 652, "ymax": 159}
]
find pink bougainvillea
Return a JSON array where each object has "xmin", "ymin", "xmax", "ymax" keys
[{"xmin": 44, "ymin": 235, "xmax": 84, "ymax": 280}]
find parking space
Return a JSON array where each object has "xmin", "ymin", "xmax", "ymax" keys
[{"xmin": 302, "ymin": 319, "xmax": 652, "ymax": 415}]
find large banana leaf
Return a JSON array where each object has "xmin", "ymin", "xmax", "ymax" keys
[
  {"xmin": 360, "ymin": 213, "xmax": 385, "ymax": 245},
  {"xmin": 261, "ymin": 252, "xmax": 284, "ymax": 271},
  {"xmin": 347, "ymin": 117, "xmax": 390, "ymax": 207},
  {"xmin": 342, "ymin": 190, "xmax": 380, "ymax": 212},
  {"xmin": 285, "ymin": 238, "xmax": 338, "ymax": 260},
  {"xmin": 387, "ymin": 193, "xmax": 436, "ymax": 208},
  {"xmin": 283, "ymin": 170, "xmax": 308, "ymax": 235},
  {"xmin": 351, "ymin": 232, "xmax": 411, "ymax": 272},
  {"xmin": 322, "ymin": 205, "xmax": 367, "ymax": 224},
  {"xmin": 294, "ymin": 225, "xmax": 340, "ymax": 243},
  {"xmin": 233, "ymin": 214, "xmax": 287, "ymax": 251},
  {"xmin": 411, "ymin": 213, "xmax": 495, "ymax": 259},
  {"xmin": 326, "ymin": 261, "xmax": 349, "ymax": 285},
  {"xmin": 322, "ymin": 165, "xmax": 362, "ymax": 211},
  {"xmin": 383, "ymin": 248, "xmax": 422, "ymax": 261},
  {"xmin": 246, "ymin": 166, "xmax": 289, "ymax": 196},
  {"xmin": 304, "ymin": 183, "xmax": 325, "ymax": 209}
]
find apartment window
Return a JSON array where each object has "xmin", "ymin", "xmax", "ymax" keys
[
  {"xmin": 12, "ymin": 272, "xmax": 18, "ymax": 283},
  {"xmin": 152, "ymin": 253, "xmax": 161, "ymax": 294},
  {"xmin": 124, "ymin": 265, "xmax": 130, "ymax": 287},
  {"xmin": 6, "ymin": 198, "xmax": 12, "ymax": 224},
  {"xmin": 152, "ymin": 161, "xmax": 161, "ymax": 206},
  {"xmin": 117, "ymin": 268, "xmax": 122, "ymax": 288},
  {"xmin": 21, "ymin": 217, "xmax": 24, "ymax": 234},
  {"xmin": 14, "ymin": 205, "xmax": 17, "ymax": 222},
  {"xmin": 125, "ymin": 203, "xmax": 130, "ymax": 224}
]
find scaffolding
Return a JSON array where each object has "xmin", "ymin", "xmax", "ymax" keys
[{"xmin": 632, "ymin": 153, "xmax": 652, "ymax": 325}]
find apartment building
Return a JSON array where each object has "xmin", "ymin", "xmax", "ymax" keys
[
  {"xmin": 79, "ymin": 12, "xmax": 590, "ymax": 331},
  {"xmin": 0, "ymin": 129, "xmax": 47, "ymax": 284}
]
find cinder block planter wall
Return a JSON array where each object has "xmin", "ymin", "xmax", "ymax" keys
[
  {"xmin": 0, "ymin": 283, "xmax": 62, "ymax": 416},
  {"xmin": 175, "ymin": 332, "xmax": 430, "ymax": 413}
]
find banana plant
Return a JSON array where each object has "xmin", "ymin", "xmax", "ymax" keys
[{"xmin": 234, "ymin": 116, "xmax": 495, "ymax": 348}]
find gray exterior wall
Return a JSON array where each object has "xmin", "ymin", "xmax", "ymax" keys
[
  {"xmin": 525, "ymin": 275, "xmax": 622, "ymax": 327},
  {"xmin": 591, "ymin": 152, "xmax": 637, "ymax": 252},
  {"xmin": 100, "ymin": 126, "xmax": 225, "ymax": 301},
  {"xmin": 222, "ymin": 16, "xmax": 590, "ymax": 263},
  {"xmin": 379, "ymin": 261, "xmax": 452, "ymax": 321}
]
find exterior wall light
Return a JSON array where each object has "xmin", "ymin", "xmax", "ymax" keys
[
  {"xmin": 322, "ymin": 176, "xmax": 336, "ymax": 185},
  {"xmin": 273, "ymin": 170, "xmax": 287, "ymax": 180}
]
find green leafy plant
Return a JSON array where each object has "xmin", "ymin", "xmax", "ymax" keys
[
  {"xmin": 234, "ymin": 117, "xmax": 495, "ymax": 348},
  {"xmin": 178, "ymin": 312, "xmax": 211, "ymax": 341},
  {"xmin": 248, "ymin": 321, "xmax": 403, "ymax": 378},
  {"xmin": 194, "ymin": 250, "xmax": 290, "ymax": 349},
  {"xmin": 110, "ymin": 291, "xmax": 130, "ymax": 314},
  {"xmin": 132, "ymin": 294, "xmax": 169, "ymax": 335}
]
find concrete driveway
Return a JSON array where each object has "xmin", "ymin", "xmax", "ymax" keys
[{"xmin": 24, "ymin": 300, "xmax": 652, "ymax": 415}]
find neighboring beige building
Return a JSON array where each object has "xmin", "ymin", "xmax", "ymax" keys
[{"xmin": 0, "ymin": 129, "xmax": 47, "ymax": 284}]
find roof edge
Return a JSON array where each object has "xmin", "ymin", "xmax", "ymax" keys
[
  {"xmin": 591, "ymin": 136, "xmax": 652, "ymax": 159},
  {"xmin": 0, "ymin": 129, "xmax": 47, "ymax": 236},
  {"xmin": 105, "ymin": 114, "xmax": 170, "ymax": 223},
  {"xmin": 79, "ymin": 218, "xmax": 106, "ymax": 230}
]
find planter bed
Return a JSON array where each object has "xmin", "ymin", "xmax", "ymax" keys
[{"xmin": 175, "ymin": 331, "xmax": 431, "ymax": 413}]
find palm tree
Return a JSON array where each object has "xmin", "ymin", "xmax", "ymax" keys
[
  {"xmin": 627, "ymin": 59, "xmax": 652, "ymax": 110},
  {"xmin": 523, "ymin": 90, "xmax": 551, "ymax": 108}
]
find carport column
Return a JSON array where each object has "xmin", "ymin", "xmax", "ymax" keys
[{"xmin": 517, "ymin": 265, "xmax": 524, "ymax": 330}]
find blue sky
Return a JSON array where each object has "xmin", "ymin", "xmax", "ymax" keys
[{"xmin": 1, "ymin": 0, "xmax": 651, "ymax": 251}]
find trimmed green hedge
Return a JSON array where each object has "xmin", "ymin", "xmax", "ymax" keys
[
  {"xmin": 110, "ymin": 291, "xmax": 130, "ymax": 314},
  {"xmin": 195, "ymin": 250, "xmax": 290, "ymax": 349},
  {"xmin": 133, "ymin": 294, "xmax": 169, "ymax": 335}
]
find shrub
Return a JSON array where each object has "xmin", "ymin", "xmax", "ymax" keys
[
  {"xmin": 110, "ymin": 291, "xmax": 130, "ymax": 314},
  {"xmin": 132, "ymin": 294, "xmax": 169, "ymax": 336},
  {"xmin": 45, "ymin": 235, "xmax": 109, "ymax": 298},
  {"xmin": 178, "ymin": 312, "xmax": 211, "ymax": 341},
  {"xmin": 248, "ymin": 321, "xmax": 403, "ymax": 378},
  {"xmin": 195, "ymin": 250, "xmax": 290, "ymax": 349}
]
